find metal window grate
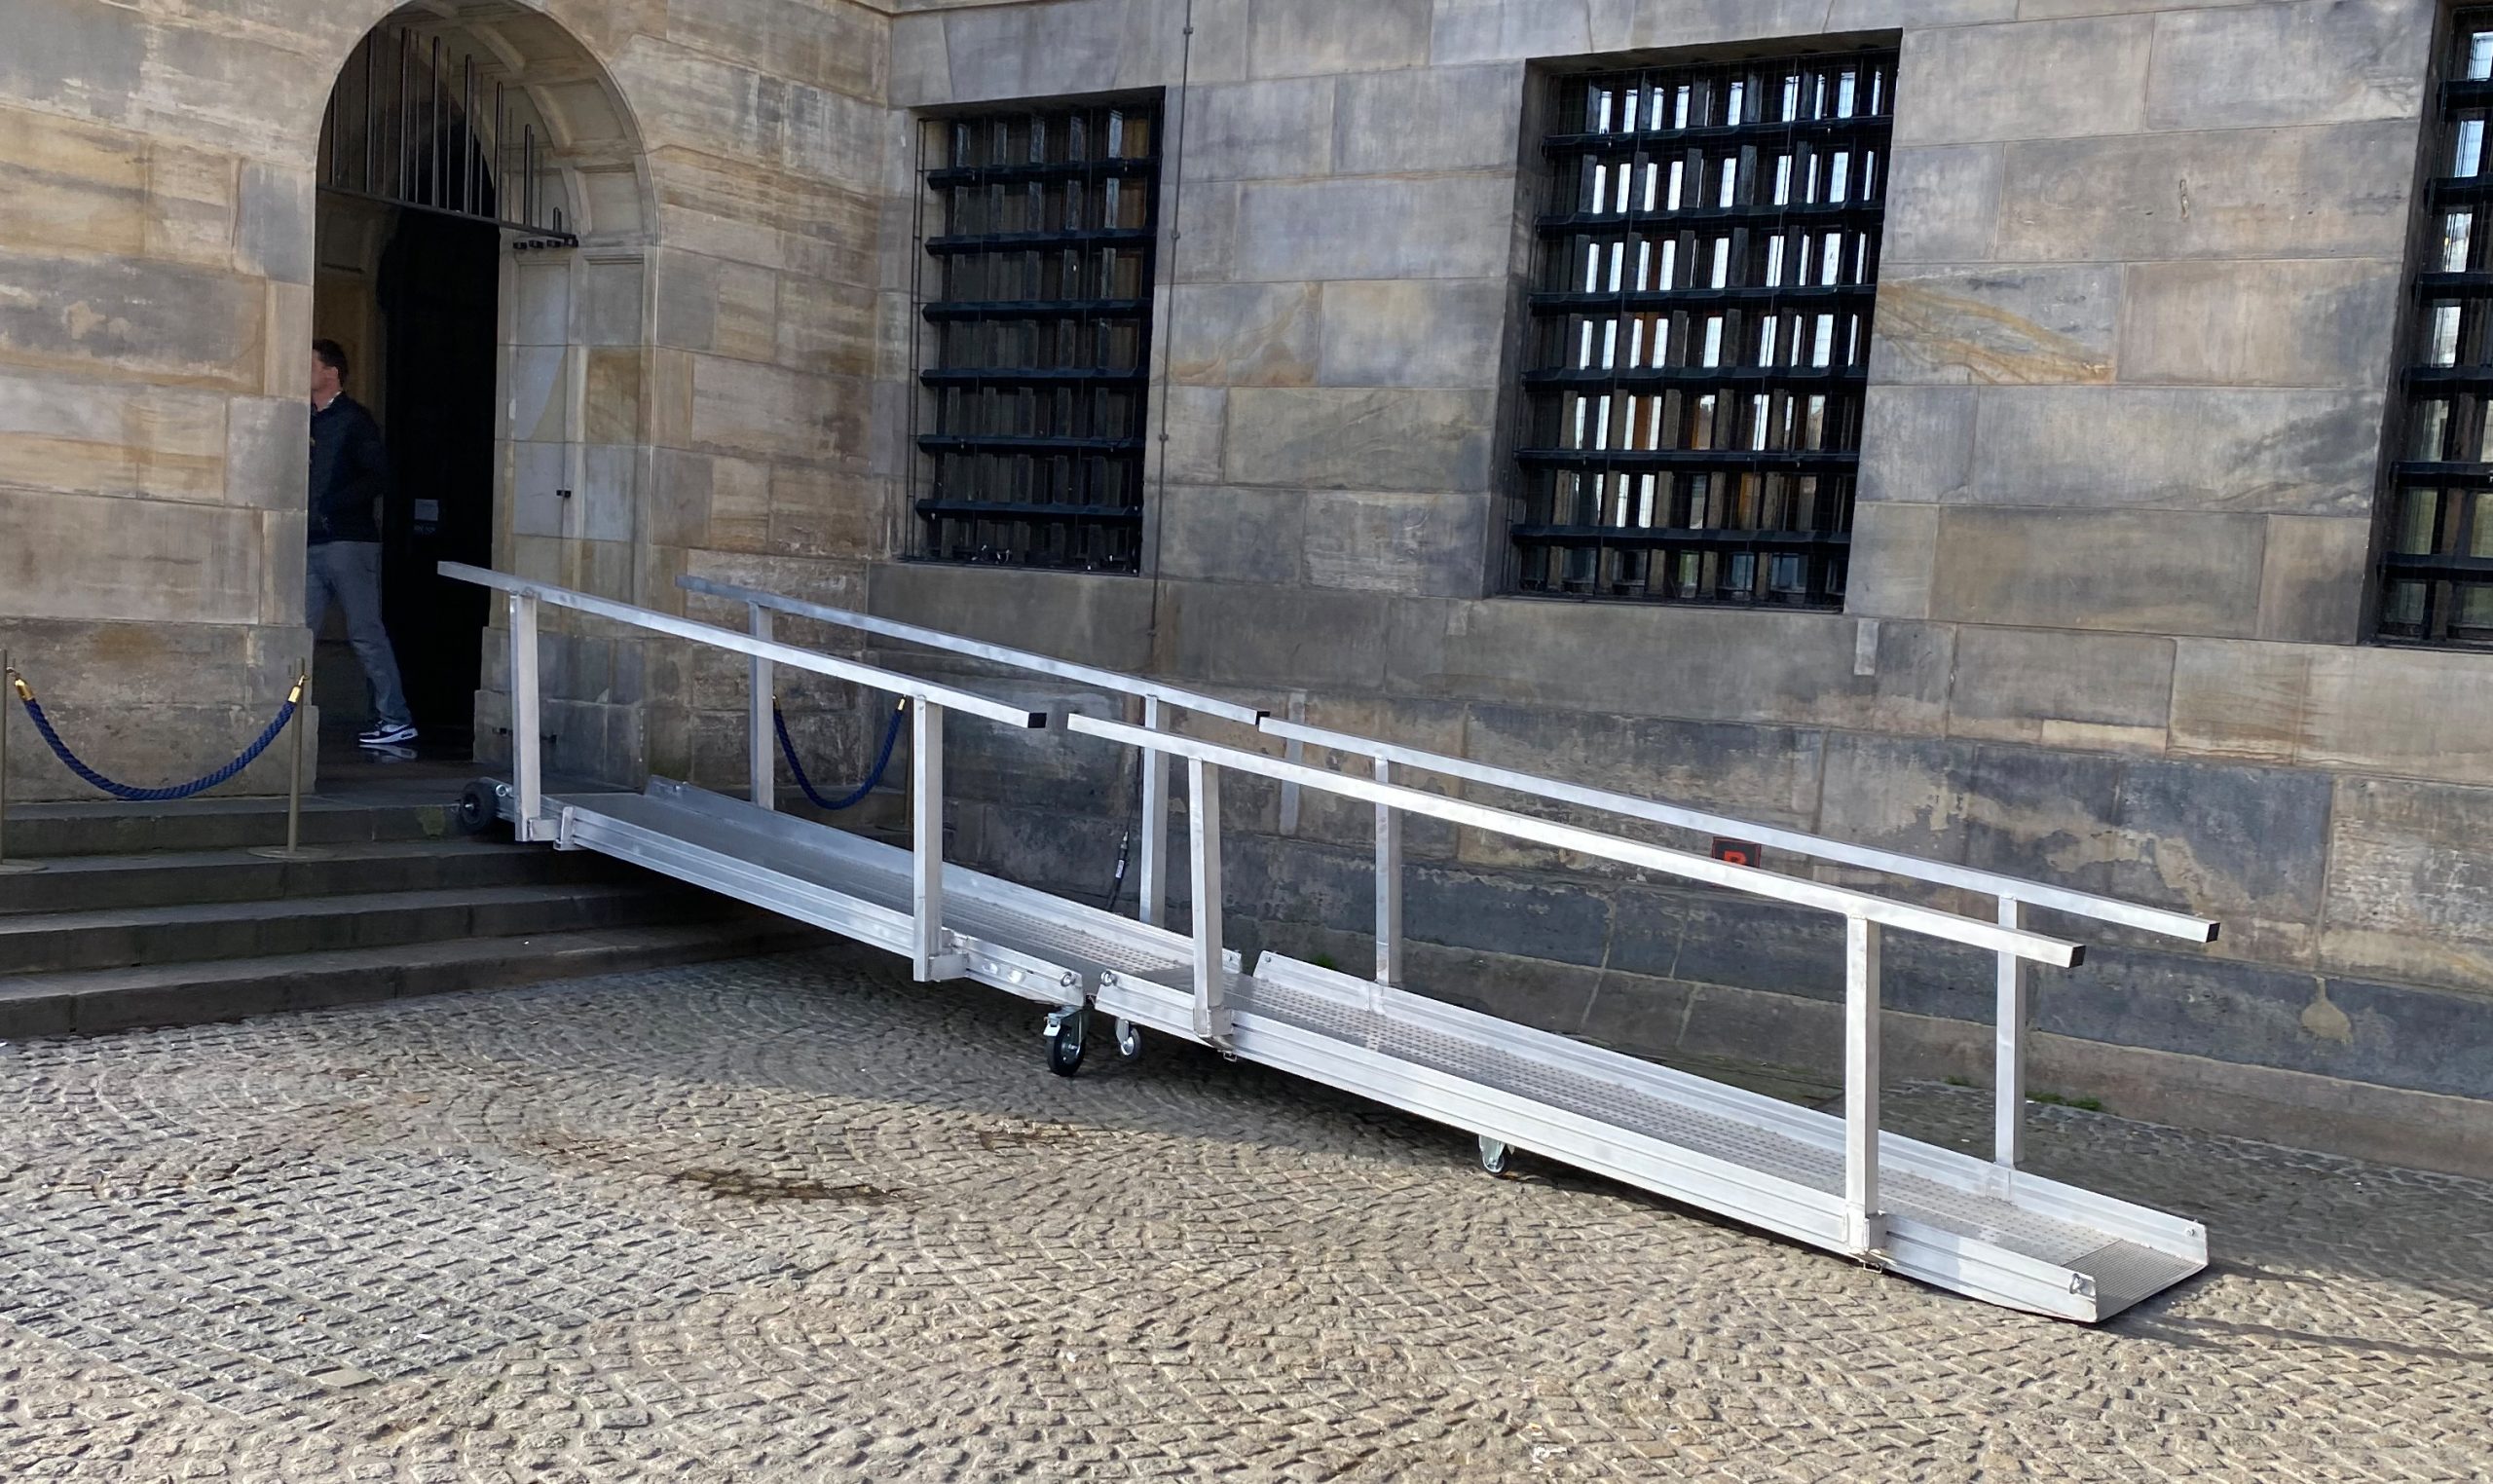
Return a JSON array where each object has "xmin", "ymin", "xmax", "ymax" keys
[
  {"xmin": 1511, "ymin": 52, "xmax": 1895, "ymax": 607},
  {"xmin": 2381, "ymin": 9, "xmax": 2493, "ymax": 648},
  {"xmin": 913, "ymin": 100, "xmax": 1162, "ymax": 573},
  {"xmin": 316, "ymin": 25, "xmax": 576, "ymax": 245}
]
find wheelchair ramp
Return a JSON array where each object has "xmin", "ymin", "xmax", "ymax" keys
[{"xmin": 515, "ymin": 780, "xmax": 2201, "ymax": 1322}]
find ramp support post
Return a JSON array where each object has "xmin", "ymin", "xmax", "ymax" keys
[
  {"xmin": 747, "ymin": 603, "xmax": 774, "ymax": 812},
  {"xmin": 509, "ymin": 590, "xmax": 544, "ymax": 841},
  {"xmin": 1374, "ymin": 759, "xmax": 1401, "ymax": 988},
  {"xmin": 911, "ymin": 697, "xmax": 953, "ymax": 982},
  {"xmin": 1843, "ymin": 914, "xmax": 1884, "ymax": 1256},
  {"xmin": 1188, "ymin": 757, "xmax": 1230, "ymax": 1045},
  {"xmin": 1137, "ymin": 696, "xmax": 1168, "ymax": 927},
  {"xmin": 1994, "ymin": 894, "xmax": 2027, "ymax": 1172}
]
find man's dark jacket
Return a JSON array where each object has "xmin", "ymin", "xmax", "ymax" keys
[{"xmin": 308, "ymin": 393, "xmax": 389, "ymax": 545}]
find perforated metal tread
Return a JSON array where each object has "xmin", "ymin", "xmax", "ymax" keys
[{"xmin": 556, "ymin": 785, "xmax": 1192, "ymax": 989}]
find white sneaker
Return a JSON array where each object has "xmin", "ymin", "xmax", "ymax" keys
[{"xmin": 358, "ymin": 723, "xmax": 418, "ymax": 747}]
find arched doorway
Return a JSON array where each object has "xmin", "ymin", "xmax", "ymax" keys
[{"xmin": 311, "ymin": 2, "xmax": 650, "ymax": 761}]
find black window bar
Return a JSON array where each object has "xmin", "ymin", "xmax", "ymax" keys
[
  {"xmin": 2379, "ymin": 8, "xmax": 2493, "ymax": 648},
  {"xmin": 1511, "ymin": 50, "xmax": 1896, "ymax": 607},
  {"xmin": 913, "ymin": 99, "xmax": 1162, "ymax": 574},
  {"xmin": 316, "ymin": 25, "xmax": 577, "ymax": 246}
]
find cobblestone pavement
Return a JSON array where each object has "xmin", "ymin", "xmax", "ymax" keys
[{"xmin": 0, "ymin": 949, "xmax": 2488, "ymax": 1482}]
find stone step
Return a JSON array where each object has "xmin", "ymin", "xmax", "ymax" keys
[
  {"xmin": 3, "ymin": 795, "xmax": 460, "ymax": 858},
  {"xmin": 0, "ymin": 838, "xmax": 633, "ymax": 916},
  {"xmin": 0, "ymin": 919, "xmax": 822, "ymax": 1039},
  {"xmin": 0, "ymin": 882, "xmax": 737, "ymax": 976}
]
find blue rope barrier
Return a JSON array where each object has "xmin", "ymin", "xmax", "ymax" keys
[
  {"xmin": 8, "ymin": 667, "xmax": 304, "ymax": 803},
  {"xmin": 775, "ymin": 697, "xmax": 908, "ymax": 812}
]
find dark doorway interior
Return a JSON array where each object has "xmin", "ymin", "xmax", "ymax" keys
[{"xmin": 372, "ymin": 207, "xmax": 499, "ymax": 754}]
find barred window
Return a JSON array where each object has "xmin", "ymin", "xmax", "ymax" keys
[
  {"xmin": 2381, "ymin": 9, "xmax": 2493, "ymax": 647},
  {"xmin": 914, "ymin": 99, "xmax": 1160, "ymax": 572},
  {"xmin": 1511, "ymin": 50, "xmax": 1894, "ymax": 607}
]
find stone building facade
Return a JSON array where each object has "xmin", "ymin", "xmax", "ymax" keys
[{"xmin": 4, "ymin": 0, "xmax": 2489, "ymax": 1170}]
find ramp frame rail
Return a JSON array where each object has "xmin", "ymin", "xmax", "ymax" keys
[
  {"xmin": 447, "ymin": 565, "xmax": 2214, "ymax": 1319},
  {"xmin": 679, "ymin": 574, "xmax": 1263, "ymax": 934},
  {"xmin": 443, "ymin": 563, "xmax": 1047, "ymax": 982},
  {"xmin": 678, "ymin": 572, "xmax": 2215, "ymax": 1182},
  {"xmin": 1256, "ymin": 717, "xmax": 2218, "ymax": 1178},
  {"xmin": 1063, "ymin": 712, "xmax": 2085, "ymax": 1258}
]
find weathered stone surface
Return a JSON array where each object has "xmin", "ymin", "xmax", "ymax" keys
[
  {"xmin": 1855, "ymin": 386, "xmax": 1975, "ymax": 505},
  {"xmin": 1994, "ymin": 122, "xmax": 2419, "ymax": 261},
  {"xmin": 2301, "ymin": 646, "xmax": 2493, "ymax": 787},
  {"xmin": 0, "ymin": 249, "xmax": 264, "ymax": 391},
  {"xmin": 1965, "ymin": 388, "xmax": 2384, "ymax": 517},
  {"xmin": 1843, "ymin": 501, "xmax": 1938, "ymax": 620},
  {"xmin": 1947, "ymin": 626, "xmax": 2173, "ymax": 752},
  {"xmin": 870, "ymin": 559, "xmax": 1156, "ymax": 672},
  {"xmin": 1893, "ymin": 15, "xmax": 2153, "ymax": 147},
  {"xmin": 0, "ymin": 488, "xmax": 262, "ymax": 624},
  {"xmin": 1157, "ymin": 384, "xmax": 1228, "ymax": 485},
  {"xmin": 1332, "ymin": 62, "xmax": 1525, "ymax": 175},
  {"xmin": 0, "ymin": 372, "xmax": 227, "ymax": 503},
  {"xmin": 1881, "ymin": 144, "xmax": 2001, "ymax": 266},
  {"xmin": 2167, "ymin": 638, "xmax": 2308, "ymax": 765},
  {"xmin": 1300, "ymin": 489, "xmax": 1489, "ymax": 598},
  {"xmin": 1427, "ymin": 0, "xmax": 1592, "ymax": 65},
  {"xmin": 225, "ymin": 394, "xmax": 308, "ymax": 512},
  {"xmin": 1223, "ymin": 388, "xmax": 1495, "ymax": 493},
  {"xmin": 1870, "ymin": 266, "xmax": 2117, "ymax": 385},
  {"xmin": 0, "ymin": 0, "xmax": 145, "ymax": 121},
  {"xmin": 1166, "ymin": 282, "xmax": 1321, "ymax": 387},
  {"xmin": 2324, "ymin": 775, "xmax": 2493, "ymax": 991},
  {"xmin": 2256, "ymin": 514, "xmax": 2371, "ymax": 646},
  {"xmin": 1467, "ymin": 706, "xmax": 1827, "ymax": 830},
  {"xmin": 1928, "ymin": 506, "xmax": 2265, "ymax": 636},
  {"xmin": 235, "ymin": 162, "xmax": 313, "ymax": 286},
  {"xmin": 1584, "ymin": 0, "xmax": 1829, "ymax": 51},
  {"xmin": 1164, "ymin": 577, "xmax": 1393, "ymax": 688},
  {"xmin": 1828, "ymin": 0, "xmax": 2017, "ymax": 24},
  {"xmin": 1407, "ymin": 862, "xmax": 1614, "ymax": 967},
  {"xmin": 1247, "ymin": 0, "xmax": 1433, "ymax": 78},
  {"xmin": 1386, "ymin": 601, "xmax": 1953, "ymax": 733},
  {"xmin": 2110, "ymin": 755, "xmax": 2332, "ymax": 932},
  {"xmin": 2145, "ymin": 0, "xmax": 2432, "ymax": 131},
  {"xmin": 1316, "ymin": 279, "xmax": 1510, "ymax": 390},
  {"xmin": 2118, "ymin": 257, "xmax": 2402, "ymax": 390},
  {"xmin": 1183, "ymin": 78, "xmax": 1335, "ymax": 181},
  {"xmin": 1233, "ymin": 174, "xmax": 1516, "ymax": 282},
  {"xmin": 1156, "ymin": 484, "xmax": 1306, "ymax": 586}
]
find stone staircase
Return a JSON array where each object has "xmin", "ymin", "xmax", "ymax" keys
[{"xmin": 0, "ymin": 789, "xmax": 812, "ymax": 1039}]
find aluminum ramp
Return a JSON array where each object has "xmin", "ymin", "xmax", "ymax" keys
[{"xmin": 448, "ymin": 562, "xmax": 2213, "ymax": 1323}]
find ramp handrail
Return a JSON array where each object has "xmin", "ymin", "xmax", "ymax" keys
[
  {"xmin": 1258, "ymin": 715, "xmax": 2218, "ymax": 1177},
  {"xmin": 678, "ymin": 571, "xmax": 1261, "ymax": 935},
  {"xmin": 676, "ymin": 575, "xmax": 1265, "ymax": 725},
  {"xmin": 1066, "ymin": 711, "xmax": 2088, "ymax": 1258},
  {"xmin": 442, "ymin": 562, "xmax": 1046, "ymax": 983}
]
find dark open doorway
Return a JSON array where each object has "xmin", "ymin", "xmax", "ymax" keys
[{"xmin": 373, "ymin": 208, "xmax": 499, "ymax": 753}]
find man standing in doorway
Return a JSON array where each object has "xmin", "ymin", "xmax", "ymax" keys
[{"xmin": 307, "ymin": 339, "xmax": 417, "ymax": 748}]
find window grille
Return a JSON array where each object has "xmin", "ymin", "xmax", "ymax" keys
[
  {"xmin": 1511, "ymin": 51, "xmax": 1895, "ymax": 607},
  {"xmin": 914, "ymin": 99, "xmax": 1161, "ymax": 573},
  {"xmin": 2381, "ymin": 8, "xmax": 2493, "ymax": 648}
]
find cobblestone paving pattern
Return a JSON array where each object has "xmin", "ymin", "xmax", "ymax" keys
[{"xmin": 0, "ymin": 948, "xmax": 2487, "ymax": 1481}]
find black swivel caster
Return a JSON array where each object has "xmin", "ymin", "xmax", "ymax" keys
[
  {"xmin": 1115, "ymin": 1018, "xmax": 1141, "ymax": 1059},
  {"xmin": 456, "ymin": 779, "xmax": 508, "ymax": 836},
  {"xmin": 1046, "ymin": 1006, "xmax": 1089, "ymax": 1078}
]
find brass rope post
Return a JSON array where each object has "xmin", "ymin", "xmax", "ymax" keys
[
  {"xmin": 0, "ymin": 647, "xmax": 37, "ymax": 874},
  {"xmin": 248, "ymin": 662, "xmax": 323, "ymax": 861}
]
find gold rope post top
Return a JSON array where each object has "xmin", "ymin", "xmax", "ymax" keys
[
  {"xmin": 286, "ymin": 671, "xmax": 309, "ymax": 705},
  {"xmin": 6, "ymin": 668, "xmax": 29, "ymax": 703}
]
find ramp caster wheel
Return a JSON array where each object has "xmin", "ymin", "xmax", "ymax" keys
[
  {"xmin": 1046, "ymin": 1007, "xmax": 1088, "ymax": 1079},
  {"xmin": 1478, "ymin": 1136, "xmax": 1511, "ymax": 1176},
  {"xmin": 456, "ymin": 779, "xmax": 508, "ymax": 836},
  {"xmin": 1114, "ymin": 1019, "xmax": 1141, "ymax": 1058}
]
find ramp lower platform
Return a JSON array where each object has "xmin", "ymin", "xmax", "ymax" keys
[{"xmin": 513, "ymin": 778, "xmax": 2205, "ymax": 1321}]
